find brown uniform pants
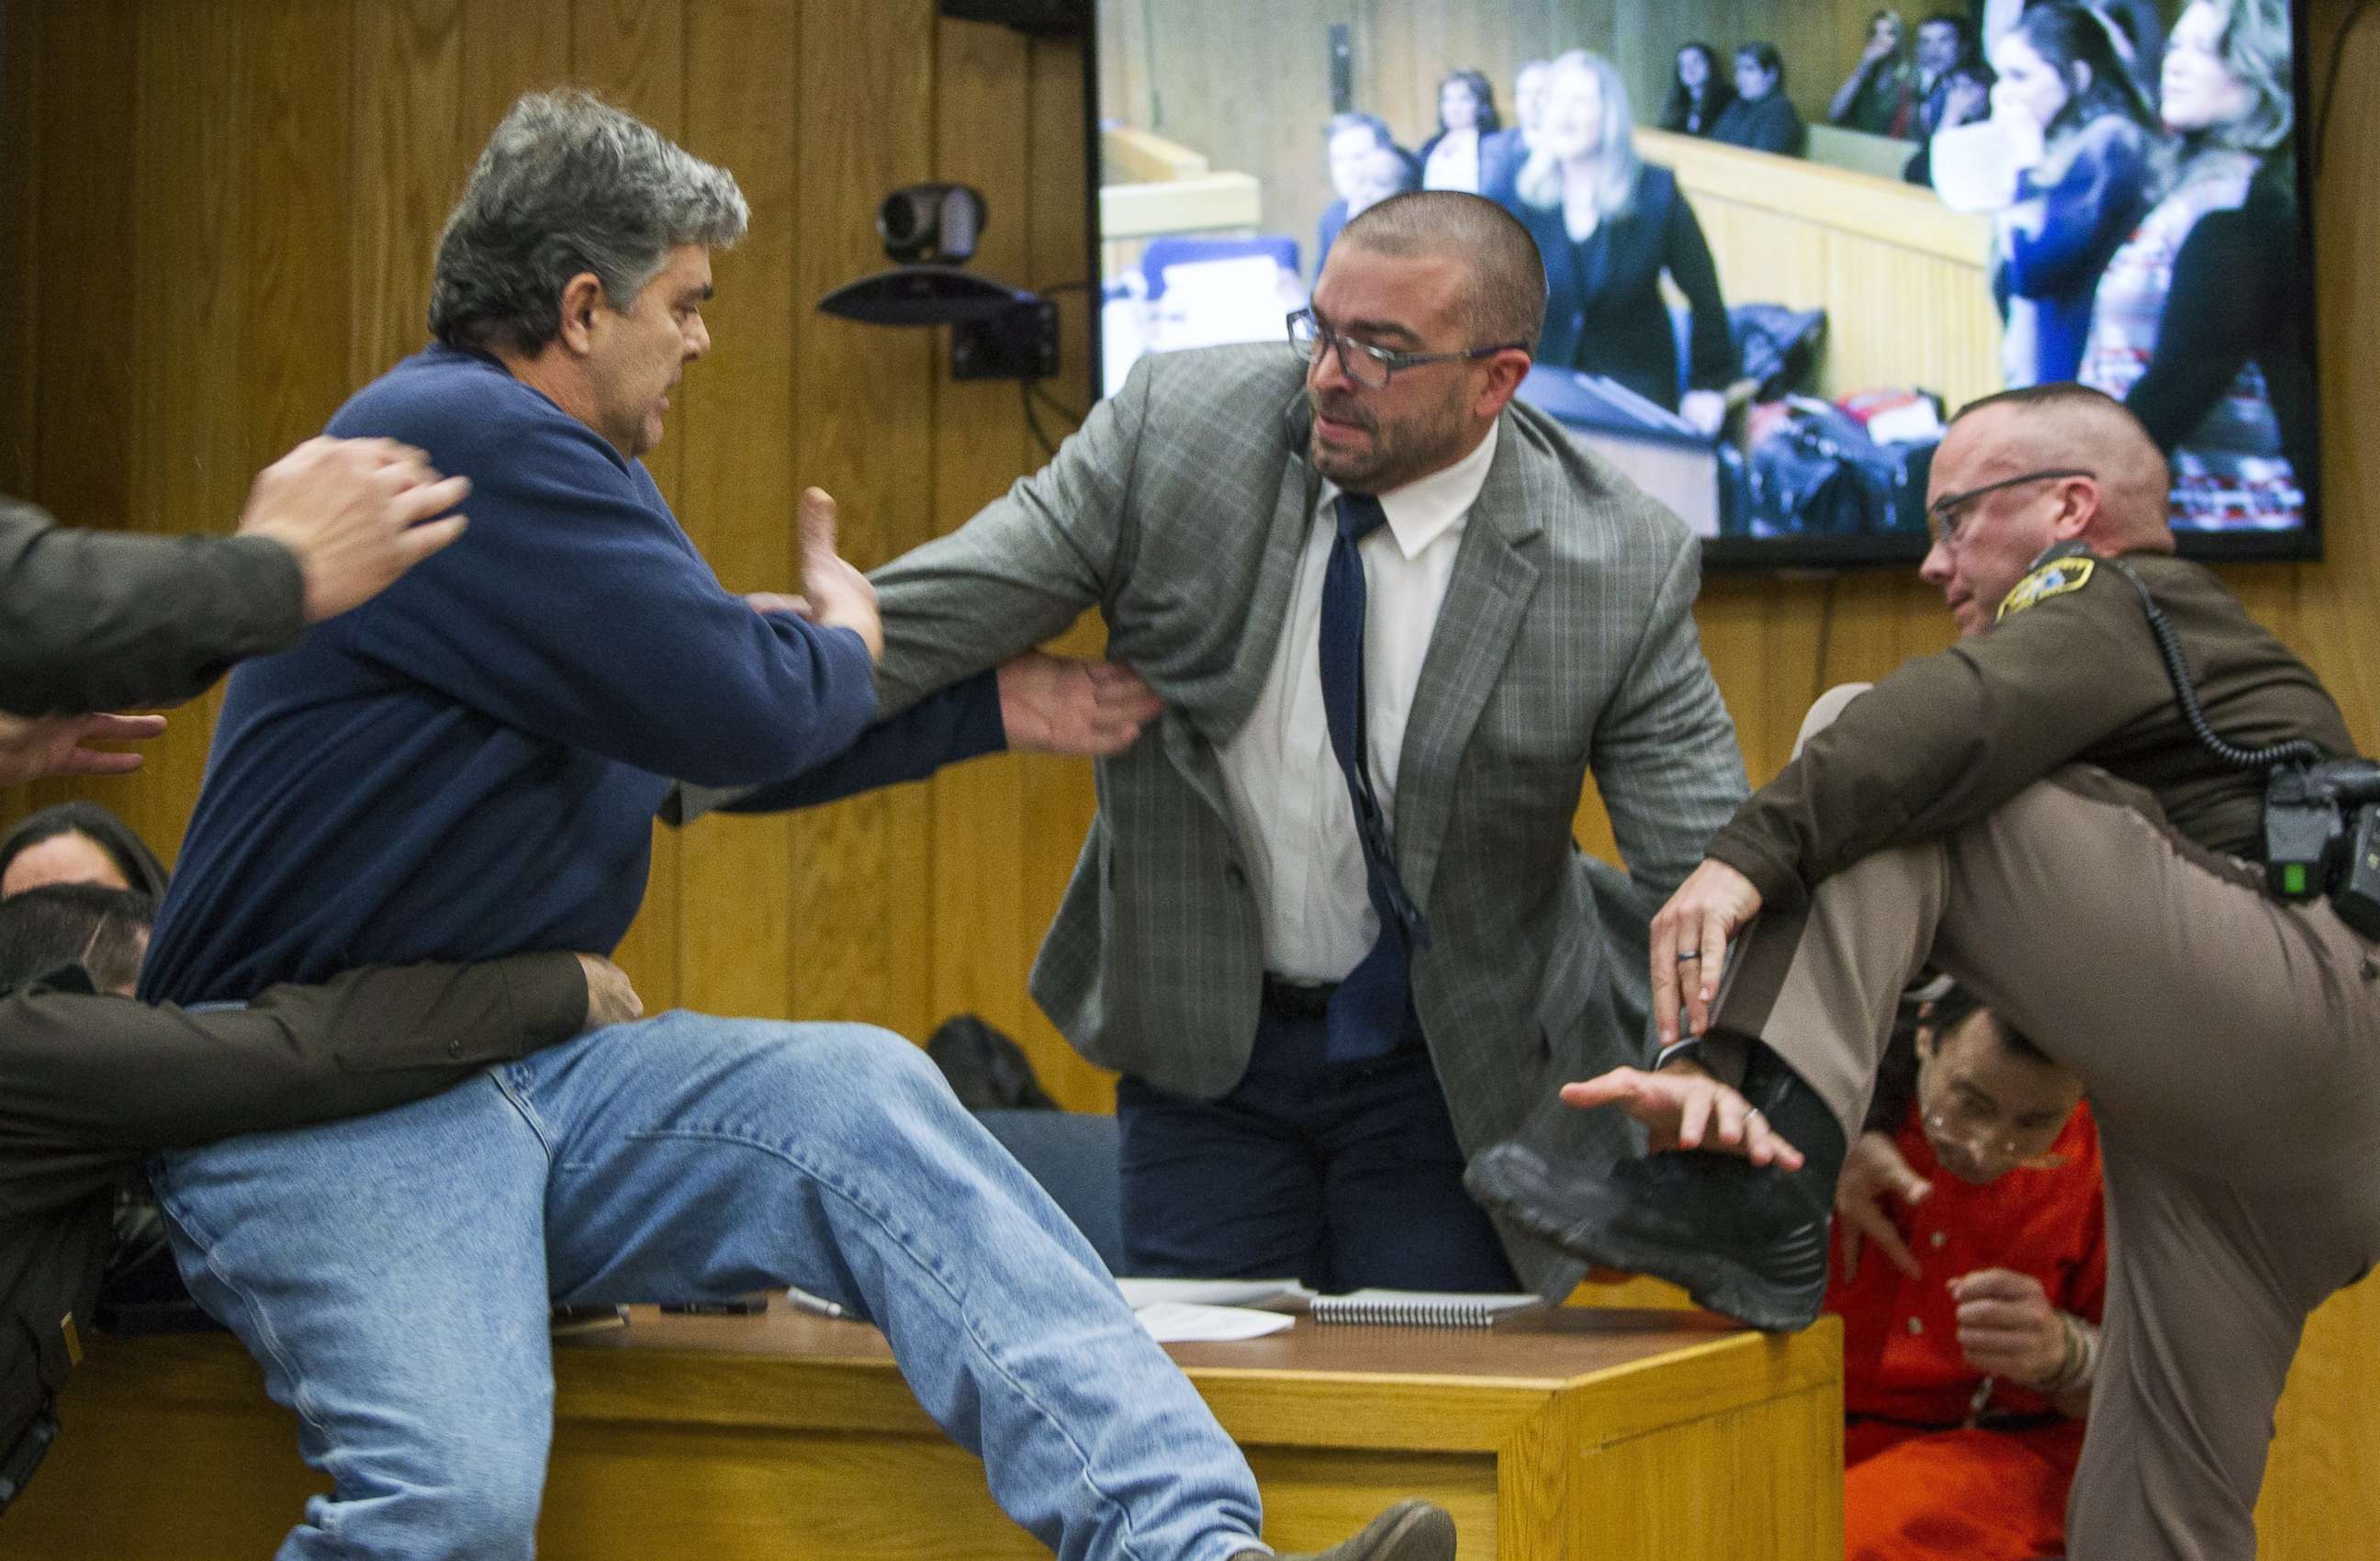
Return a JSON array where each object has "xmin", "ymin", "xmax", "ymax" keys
[{"xmin": 1712, "ymin": 692, "xmax": 2380, "ymax": 1561}]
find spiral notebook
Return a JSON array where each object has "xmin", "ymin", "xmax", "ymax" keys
[{"xmin": 1308, "ymin": 1289, "xmax": 1546, "ymax": 1329}]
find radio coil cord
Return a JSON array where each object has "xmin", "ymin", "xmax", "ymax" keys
[{"xmin": 2098, "ymin": 556, "xmax": 2328, "ymax": 774}]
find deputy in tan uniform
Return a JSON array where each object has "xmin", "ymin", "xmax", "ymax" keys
[{"xmin": 1470, "ymin": 381, "xmax": 2375, "ymax": 1561}]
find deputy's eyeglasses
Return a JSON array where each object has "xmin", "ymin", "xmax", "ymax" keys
[
  {"xmin": 1286, "ymin": 308, "xmax": 1526, "ymax": 389},
  {"xmin": 1925, "ymin": 468, "xmax": 2093, "ymax": 545}
]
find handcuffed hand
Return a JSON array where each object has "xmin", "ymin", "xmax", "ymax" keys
[
  {"xmin": 997, "ymin": 653, "xmax": 1162, "ymax": 757},
  {"xmin": 1558, "ymin": 1058, "xmax": 1805, "ymax": 1169},
  {"xmin": 1648, "ymin": 857, "xmax": 1763, "ymax": 1045},
  {"xmin": 1836, "ymin": 1130, "xmax": 1932, "ymax": 1282},
  {"xmin": 0, "ymin": 710, "xmax": 168, "ymax": 784},
  {"xmin": 573, "ymin": 954, "xmax": 645, "ymax": 1032},
  {"xmin": 1951, "ymin": 1268, "xmax": 2067, "ymax": 1387}
]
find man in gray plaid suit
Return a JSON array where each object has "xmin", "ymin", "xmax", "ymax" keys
[{"xmin": 690, "ymin": 192, "xmax": 1747, "ymax": 1293}]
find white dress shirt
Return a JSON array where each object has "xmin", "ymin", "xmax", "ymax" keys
[{"xmin": 1217, "ymin": 422, "xmax": 1499, "ymax": 983}]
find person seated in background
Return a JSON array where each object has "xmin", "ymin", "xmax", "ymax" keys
[
  {"xmin": 1912, "ymin": 11, "xmax": 1986, "ymax": 140},
  {"xmin": 1420, "ymin": 69, "xmax": 1499, "ymax": 194},
  {"xmin": 1830, "ymin": 9, "xmax": 1919, "ymax": 138},
  {"xmin": 1512, "ymin": 50, "xmax": 1737, "ymax": 432},
  {"xmin": 1903, "ymin": 57, "xmax": 1998, "ymax": 185},
  {"xmin": 0, "ymin": 800, "xmax": 170, "ymax": 900},
  {"xmin": 1479, "ymin": 58, "xmax": 1549, "ymax": 204},
  {"xmin": 2079, "ymin": 0, "xmax": 2307, "ymax": 532},
  {"xmin": 1658, "ymin": 41, "xmax": 1736, "ymax": 138},
  {"xmin": 1316, "ymin": 112, "xmax": 1414, "ymax": 276},
  {"xmin": 1831, "ymin": 982, "xmax": 2104, "ymax": 1561},
  {"xmin": 0, "ymin": 883, "xmax": 154, "ymax": 996},
  {"xmin": 1712, "ymin": 42, "xmax": 1809, "ymax": 156},
  {"xmin": 1990, "ymin": 0, "xmax": 2157, "ymax": 387}
]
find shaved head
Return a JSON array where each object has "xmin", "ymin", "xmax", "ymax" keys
[
  {"xmin": 1923, "ymin": 383, "xmax": 2176, "ymax": 635},
  {"xmin": 1338, "ymin": 190, "xmax": 1548, "ymax": 354},
  {"xmin": 1948, "ymin": 384, "xmax": 2175, "ymax": 555}
]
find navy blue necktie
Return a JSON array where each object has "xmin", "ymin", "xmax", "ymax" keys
[{"xmin": 1318, "ymin": 492, "xmax": 1431, "ymax": 1062}]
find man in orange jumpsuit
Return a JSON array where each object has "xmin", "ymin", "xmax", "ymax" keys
[{"xmin": 1827, "ymin": 982, "xmax": 2102, "ymax": 1560}]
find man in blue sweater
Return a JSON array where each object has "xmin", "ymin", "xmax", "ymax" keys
[{"xmin": 137, "ymin": 93, "xmax": 1451, "ymax": 1561}]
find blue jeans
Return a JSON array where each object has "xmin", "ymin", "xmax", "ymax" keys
[
  {"xmin": 1117, "ymin": 1008, "xmax": 1521, "ymax": 1294},
  {"xmin": 152, "ymin": 1015, "xmax": 1264, "ymax": 1561}
]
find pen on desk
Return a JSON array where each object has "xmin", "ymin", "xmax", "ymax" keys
[{"xmin": 786, "ymin": 1287, "xmax": 849, "ymax": 1320}]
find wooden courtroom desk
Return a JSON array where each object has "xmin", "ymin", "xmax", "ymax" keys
[{"xmin": 10, "ymin": 1297, "xmax": 1842, "ymax": 1560}]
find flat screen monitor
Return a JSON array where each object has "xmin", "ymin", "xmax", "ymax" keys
[{"xmin": 1088, "ymin": 1, "xmax": 2319, "ymax": 570}]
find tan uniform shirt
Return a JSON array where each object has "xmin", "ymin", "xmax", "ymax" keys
[{"xmin": 1709, "ymin": 552, "xmax": 2355, "ymax": 909}]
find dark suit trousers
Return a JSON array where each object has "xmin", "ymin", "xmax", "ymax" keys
[{"xmin": 1114, "ymin": 1001, "xmax": 1521, "ymax": 1294}]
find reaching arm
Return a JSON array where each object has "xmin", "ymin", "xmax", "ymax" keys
[
  {"xmin": 864, "ymin": 357, "xmax": 1151, "ymax": 718},
  {"xmin": 0, "ymin": 497, "xmax": 302, "ymax": 717},
  {"xmin": 1703, "ymin": 573, "xmax": 2165, "ymax": 910},
  {"xmin": 0, "ymin": 953, "xmax": 598, "ymax": 1163},
  {"xmin": 1, "ymin": 438, "xmax": 475, "ymax": 717},
  {"xmin": 342, "ymin": 415, "xmax": 880, "ymax": 789}
]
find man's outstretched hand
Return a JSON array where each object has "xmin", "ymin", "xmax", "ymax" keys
[
  {"xmin": 0, "ymin": 710, "xmax": 167, "ymax": 784},
  {"xmin": 997, "ymin": 653, "xmax": 1162, "ymax": 757},
  {"xmin": 1559, "ymin": 1059, "xmax": 1805, "ymax": 1170},
  {"xmin": 793, "ymin": 488, "xmax": 881, "ymax": 662},
  {"xmin": 237, "ymin": 436, "xmax": 471, "ymax": 623}
]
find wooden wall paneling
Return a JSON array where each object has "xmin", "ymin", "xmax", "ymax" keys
[
  {"xmin": 107, "ymin": 0, "xmax": 250, "ymax": 864},
  {"xmin": 571, "ymin": 0, "xmax": 690, "ymax": 1010},
  {"xmin": 0, "ymin": 0, "xmax": 38, "ymax": 494},
  {"xmin": 787, "ymin": 0, "xmax": 941, "ymax": 1038},
  {"xmin": 675, "ymin": 0, "xmax": 803, "ymax": 1022},
  {"xmin": 0, "ymin": 0, "xmax": 42, "ymax": 829},
  {"xmin": 926, "ymin": 15, "xmax": 1038, "ymax": 1066},
  {"xmin": 347, "ymin": 0, "xmax": 465, "ymax": 387},
  {"xmin": 30, "ymin": 0, "xmax": 136, "ymax": 537},
  {"xmin": 460, "ymin": 0, "xmax": 573, "ymax": 146}
]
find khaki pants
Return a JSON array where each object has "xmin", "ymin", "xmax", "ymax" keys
[{"xmin": 1713, "ymin": 691, "xmax": 2380, "ymax": 1560}]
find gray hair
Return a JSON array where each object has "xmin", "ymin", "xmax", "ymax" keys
[
  {"xmin": 430, "ymin": 91, "xmax": 749, "ymax": 355},
  {"xmin": 1514, "ymin": 51, "xmax": 1641, "ymax": 219}
]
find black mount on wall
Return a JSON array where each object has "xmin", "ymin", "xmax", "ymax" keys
[
  {"xmin": 936, "ymin": 0, "xmax": 1086, "ymax": 37},
  {"xmin": 815, "ymin": 267, "xmax": 1060, "ymax": 381}
]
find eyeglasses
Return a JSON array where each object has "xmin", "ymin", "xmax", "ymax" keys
[
  {"xmin": 1286, "ymin": 308, "xmax": 1526, "ymax": 389},
  {"xmin": 1925, "ymin": 467, "xmax": 2094, "ymax": 545},
  {"xmin": 1924, "ymin": 1099, "xmax": 2071, "ymax": 1169}
]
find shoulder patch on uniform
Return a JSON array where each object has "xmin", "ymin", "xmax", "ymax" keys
[{"xmin": 1996, "ymin": 556, "xmax": 2095, "ymax": 621}]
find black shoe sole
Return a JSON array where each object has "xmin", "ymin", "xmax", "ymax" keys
[{"xmin": 1469, "ymin": 1147, "xmax": 1824, "ymax": 1332}]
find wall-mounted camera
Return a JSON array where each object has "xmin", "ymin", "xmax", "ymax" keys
[
  {"xmin": 878, "ymin": 184, "xmax": 984, "ymax": 266},
  {"xmin": 819, "ymin": 183, "xmax": 1058, "ymax": 383}
]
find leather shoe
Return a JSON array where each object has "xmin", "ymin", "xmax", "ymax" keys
[
  {"xmin": 1229, "ymin": 1497, "xmax": 1456, "ymax": 1560},
  {"xmin": 1465, "ymin": 1044, "xmax": 1845, "ymax": 1331}
]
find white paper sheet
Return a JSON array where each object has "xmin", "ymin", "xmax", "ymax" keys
[{"xmin": 1131, "ymin": 1301, "xmax": 1297, "ymax": 1343}]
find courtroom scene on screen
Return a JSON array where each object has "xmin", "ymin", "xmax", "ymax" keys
[{"xmin": 1095, "ymin": 0, "xmax": 2318, "ymax": 564}]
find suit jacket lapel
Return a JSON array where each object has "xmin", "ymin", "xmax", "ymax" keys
[
  {"xmin": 1162, "ymin": 386, "xmax": 1321, "ymax": 819},
  {"xmin": 1394, "ymin": 417, "xmax": 1544, "ymax": 913}
]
